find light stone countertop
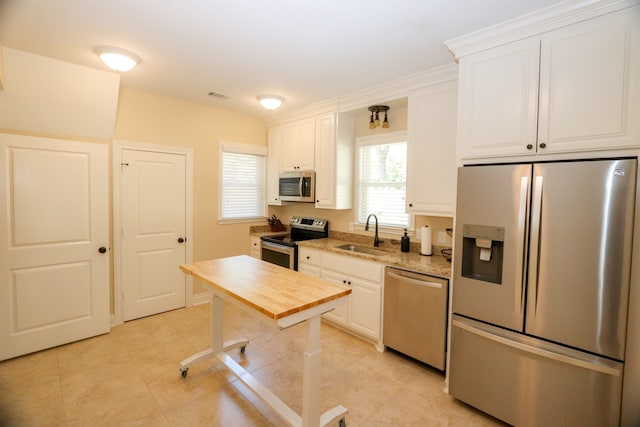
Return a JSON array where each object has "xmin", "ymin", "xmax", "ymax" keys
[
  {"xmin": 250, "ymin": 227, "xmax": 452, "ymax": 279},
  {"xmin": 296, "ymin": 237, "xmax": 452, "ymax": 279}
]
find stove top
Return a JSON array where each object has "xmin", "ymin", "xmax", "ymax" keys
[{"xmin": 261, "ymin": 216, "xmax": 328, "ymax": 247}]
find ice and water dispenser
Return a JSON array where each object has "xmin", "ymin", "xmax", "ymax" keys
[{"xmin": 461, "ymin": 225, "xmax": 505, "ymax": 284}]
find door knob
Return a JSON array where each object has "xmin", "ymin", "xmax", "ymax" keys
[
  {"xmin": 178, "ymin": 237, "xmax": 185, "ymax": 243},
  {"xmin": 98, "ymin": 247, "xmax": 107, "ymax": 254}
]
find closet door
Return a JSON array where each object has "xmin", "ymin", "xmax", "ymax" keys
[{"xmin": 0, "ymin": 134, "xmax": 109, "ymax": 361}]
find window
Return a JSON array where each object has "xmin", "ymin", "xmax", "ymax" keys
[
  {"xmin": 355, "ymin": 131, "xmax": 410, "ymax": 230},
  {"xmin": 219, "ymin": 141, "xmax": 267, "ymax": 221}
]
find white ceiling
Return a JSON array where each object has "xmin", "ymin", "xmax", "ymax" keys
[{"xmin": 0, "ymin": 0, "xmax": 566, "ymax": 118}]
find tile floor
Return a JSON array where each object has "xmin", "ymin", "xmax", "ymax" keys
[{"xmin": 0, "ymin": 303, "xmax": 507, "ymax": 426}]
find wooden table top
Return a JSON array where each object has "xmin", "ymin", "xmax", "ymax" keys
[{"xmin": 180, "ymin": 255, "xmax": 351, "ymax": 320}]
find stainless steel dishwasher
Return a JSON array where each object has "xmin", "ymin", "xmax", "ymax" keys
[{"xmin": 383, "ymin": 267, "xmax": 448, "ymax": 370}]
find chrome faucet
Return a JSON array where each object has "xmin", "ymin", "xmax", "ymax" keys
[{"xmin": 365, "ymin": 214, "xmax": 383, "ymax": 247}]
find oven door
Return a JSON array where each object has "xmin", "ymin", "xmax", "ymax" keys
[{"xmin": 260, "ymin": 240, "xmax": 296, "ymax": 270}]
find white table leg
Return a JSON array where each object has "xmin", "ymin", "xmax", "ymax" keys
[
  {"xmin": 180, "ymin": 295, "xmax": 249, "ymax": 376},
  {"xmin": 211, "ymin": 295, "xmax": 224, "ymax": 353},
  {"xmin": 302, "ymin": 316, "xmax": 322, "ymax": 427}
]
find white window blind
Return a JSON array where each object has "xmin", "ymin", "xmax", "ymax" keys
[
  {"xmin": 355, "ymin": 131, "xmax": 409, "ymax": 229},
  {"xmin": 219, "ymin": 141, "xmax": 267, "ymax": 220}
]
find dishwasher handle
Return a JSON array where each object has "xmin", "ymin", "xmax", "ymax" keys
[{"xmin": 386, "ymin": 271, "xmax": 443, "ymax": 289}]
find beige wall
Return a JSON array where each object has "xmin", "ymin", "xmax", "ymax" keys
[
  {"xmin": 114, "ymin": 88, "xmax": 268, "ymax": 292},
  {"xmin": 269, "ymin": 102, "xmax": 454, "ymax": 248}
]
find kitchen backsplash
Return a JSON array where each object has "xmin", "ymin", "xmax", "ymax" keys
[{"xmin": 264, "ymin": 204, "xmax": 454, "ymax": 249}]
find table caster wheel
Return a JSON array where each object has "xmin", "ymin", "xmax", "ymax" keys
[
  {"xmin": 180, "ymin": 368, "xmax": 189, "ymax": 378},
  {"xmin": 240, "ymin": 345, "xmax": 246, "ymax": 354}
]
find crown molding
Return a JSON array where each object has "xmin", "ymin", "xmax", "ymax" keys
[
  {"xmin": 445, "ymin": 0, "xmax": 639, "ymax": 59},
  {"xmin": 265, "ymin": 63, "xmax": 457, "ymax": 126}
]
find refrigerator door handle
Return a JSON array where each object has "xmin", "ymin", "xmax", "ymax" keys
[
  {"xmin": 453, "ymin": 319, "xmax": 622, "ymax": 377},
  {"xmin": 529, "ymin": 175, "xmax": 544, "ymax": 314},
  {"xmin": 515, "ymin": 176, "xmax": 529, "ymax": 315}
]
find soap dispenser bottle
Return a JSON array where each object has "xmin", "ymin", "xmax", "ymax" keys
[{"xmin": 401, "ymin": 229, "xmax": 410, "ymax": 253}]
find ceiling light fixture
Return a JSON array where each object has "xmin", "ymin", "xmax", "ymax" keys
[
  {"xmin": 368, "ymin": 105, "xmax": 390, "ymax": 129},
  {"xmin": 94, "ymin": 46, "xmax": 141, "ymax": 72},
  {"xmin": 257, "ymin": 95, "xmax": 285, "ymax": 110}
]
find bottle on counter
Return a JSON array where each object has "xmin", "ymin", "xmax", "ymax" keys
[{"xmin": 401, "ymin": 229, "xmax": 410, "ymax": 253}]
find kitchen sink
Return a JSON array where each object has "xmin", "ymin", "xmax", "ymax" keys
[{"xmin": 335, "ymin": 244, "xmax": 389, "ymax": 256}]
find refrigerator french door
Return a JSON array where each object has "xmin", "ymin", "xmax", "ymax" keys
[{"xmin": 450, "ymin": 158, "xmax": 636, "ymax": 427}]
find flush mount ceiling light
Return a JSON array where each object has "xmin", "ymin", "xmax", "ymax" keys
[
  {"xmin": 257, "ymin": 94, "xmax": 285, "ymax": 110},
  {"xmin": 94, "ymin": 46, "xmax": 141, "ymax": 72},
  {"xmin": 368, "ymin": 105, "xmax": 390, "ymax": 129}
]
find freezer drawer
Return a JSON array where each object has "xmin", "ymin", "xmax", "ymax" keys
[
  {"xmin": 383, "ymin": 267, "xmax": 448, "ymax": 370},
  {"xmin": 449, "ymin": 316, "xmax": 623, "ymax": 427}
]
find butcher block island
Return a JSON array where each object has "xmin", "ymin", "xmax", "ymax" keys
[{"xmin": 179, "ymin": 255, "xmax": 352, "ymax": 427}]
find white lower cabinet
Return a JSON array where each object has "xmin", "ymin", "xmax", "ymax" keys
[
  {"xmin": 299, "ymin": 249, "xmax": 384, "ymax": 349},
  {"xmin": 321, "ymin": 269, "xmax": 382, "ymax": 342},
  {"xmin": 250, "ymin": 235, "xmax": 260, "ymax": 259},
  {"xmin": 297, "ymin": 246, "xmax": 322, "ymax": 278}
]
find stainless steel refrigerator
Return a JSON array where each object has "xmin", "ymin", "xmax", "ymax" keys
[{"xmin": 450, "ymin": 159, "xmax": 636, "ymax": 426}]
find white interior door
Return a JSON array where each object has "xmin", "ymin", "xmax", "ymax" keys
[
  {"xmin": 0, "ymin": 134, "xmax": 110, "ymax": 361},
  {"xmin": 121, "ymin": 148, "xmax": 187, "ymax": 321}
]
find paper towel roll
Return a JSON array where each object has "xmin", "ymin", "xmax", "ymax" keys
[{"xmin": 420, "ymin": 226, "xmax": 432, "ymax": 256}]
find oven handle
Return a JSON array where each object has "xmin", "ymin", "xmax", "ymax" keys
[{"xmin": 261, "ymin": 240, "xmax": 295, "ymax": 255}]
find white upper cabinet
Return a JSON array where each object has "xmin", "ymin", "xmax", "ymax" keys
[
  {"xmin": 281, "ymin": 117, "xmax": 315, "ymax": 171},
  {"xmin": 537, "ymin": 10, "xmax": 640, "ymax": 154},
  {"xmin": 455, "ymin": 7, "xmax": 640, "ymax": 160},
  {"xmin": 314, "ymin": 112, "xmax": 354, "ymax": 209},
  {"xmin": 456, "ymin": 38, "xmax": 540, "ymax": 159},
  {"xmin": 266, "ymin": 126, "xmax": 283, "ymax": 206},
  {"xmin": 406, "ymin": 81, "xmax": 458, "ymax": 216}
]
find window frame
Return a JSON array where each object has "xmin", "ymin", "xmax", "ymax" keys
[
  {"xmin": 354, "ymin": 130, "xmax": 413, "ymax": 234},
  {"xmin": 218, "ymin": 140, "xmax": 267, "ymax": 223}
]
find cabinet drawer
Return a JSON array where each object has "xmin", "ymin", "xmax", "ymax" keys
[
  {"xmin": 321, "ymin": 252, "xmax": 382, "ymax": 283},
  {"xmin": 298, "ymin": 247, "xmax": 322, "ymax": 267}
]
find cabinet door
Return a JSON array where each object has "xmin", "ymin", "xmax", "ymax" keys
[
  {"xmin": 298, "ymin": 263, "xmax": 321, "ymax": 278},
  {"xmin": 406, "ymin": 81, "xmax": 458, "ymax": 216},
  {"xmin": 282, "ymin": 118, "xmax": 315, "ymax": 171},
  {"xmin": 314, "ymin": 113, "xmax": 336, "ymax": 207},
  {"xmin": 538, "ymin": 8, "xmax": 640, "ymax": 153},
  {"xmin": 320, "ymin": 270, "xmax": 349, "ymax": 325},
  {"xmin": 267, "ymin": 126, "xmax": 282, "ymax": 205},
  {"xmin": 314, "ymin": 113, "xmax": 354, "ymax": 209},
  {"xmin": 347, "ymin": 277, "xmax": 382, "ymax": 340},
  {"xmin": 457, "ymin": 37, "xmax": 540, "ymax": 159}
]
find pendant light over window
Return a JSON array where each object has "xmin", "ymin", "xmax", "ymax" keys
[{"xmin": 368, "ymin": 105, "xmax": 389, "ymax": 129}]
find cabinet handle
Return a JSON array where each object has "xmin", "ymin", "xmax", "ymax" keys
[
  {"xmin": 409, "ymin": 203, "xmax": 413, "ymax": 207},
  {"xmin": 526, "ymin": 144, "xmax": 533, "ymax": 150},
  {"xmin": 539, "ymin": 142, "xmax": 547, "ymax": 149},
  {"xmin": 306, "ymin": 256, "xmax": 310, "ymax": 259}
]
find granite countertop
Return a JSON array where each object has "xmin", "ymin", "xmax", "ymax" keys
[
  {"xmin": 296, "ymin": 238, "xmax": 452, "ymax": 279},
  {"xmin": 250, "ymin": 227, "xmax": 452, "ymax": 279}
]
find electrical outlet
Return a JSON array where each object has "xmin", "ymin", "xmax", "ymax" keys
[
  {"xmin": 348, "ymin": 222, "xmax": 354, "ymax": 231},
  {"xmin": 438, "ymin": 231, "xmax": 446, "ymax": 243}
]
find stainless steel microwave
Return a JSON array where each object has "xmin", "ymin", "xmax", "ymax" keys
[{"xmin": 279, "ymin": 171, "xmax": 315, "ymax": 202}]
